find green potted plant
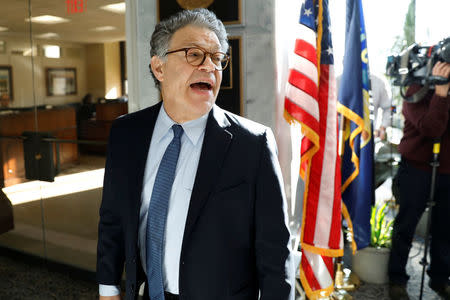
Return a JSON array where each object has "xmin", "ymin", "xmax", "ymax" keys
[
  {"xmin": 370, "ymin": 202, "xmax": 394, "ymax": 248},
  {"xmin": 352, "ymin": 202, "xmax": 394, "ymax": 284}
]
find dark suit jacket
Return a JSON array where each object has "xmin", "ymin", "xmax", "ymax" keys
[{"xmin": 97, "ymin": 102, "xmax": 294, "ymax": 300}]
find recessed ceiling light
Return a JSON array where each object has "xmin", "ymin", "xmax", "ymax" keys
[
  {"xmin": 90, "ymin": 26, "xmax": 116, "ymax": 32},
  {"xmin": 0, "ymin": 26, "xmax": 8, "ymax": 32},
  {"xmin": 100, "ymin": 2, "xmax": 126, "ymax": 14},
  {"xmin": 26, "ymin": 15, "xmax": 69, "ymax": 25},
  {"xmin": 36, "ymin": 32, "xmax": 59, "ymax": 39}
]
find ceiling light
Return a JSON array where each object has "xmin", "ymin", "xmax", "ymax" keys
[
  {"xmin": 36, "ymin": 32, "xmax": 59, "ymax": 39},
  {"xmin": 26, "ymin": 15, "xmax": 69, "ymax": 25},
  {"xmin": 0, "ymin": 26, "xmax": 8, "ymax": 32},
  {"xmin": 91, "ymin": 26, "xmax": 116, "ymax": 32},
  {"xmin": 100, "ymin": 2, "xmax": 126, "ymax": 14}
]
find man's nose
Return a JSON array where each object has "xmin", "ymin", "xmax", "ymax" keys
[{"xmin": 198, "ymin": 55, "xmax": 216, "ymax": 72}]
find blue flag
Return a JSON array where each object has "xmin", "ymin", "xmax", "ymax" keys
[{"xmin": 337, "ymin": 0, "xmax": 374, "ymax": 251}]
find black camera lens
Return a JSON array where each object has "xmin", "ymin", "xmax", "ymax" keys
[{"xmin": 440, "ymin": 42, "xmax": 450, "ymax": 63}]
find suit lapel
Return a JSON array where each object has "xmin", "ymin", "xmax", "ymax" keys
[
  {"xmin": 129, "ymin": 102, "xmax": 162, "ymax": 234},
  {"xmin": 182, "ymin": 106, "xmax": 232, "ymax": 245}
]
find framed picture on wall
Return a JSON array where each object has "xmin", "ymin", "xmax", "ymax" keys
[
  {"xmin": 0, "ymin": 65, "xmax": 13, "ymax": 102},
  {"xmin": 158, "ymin": 0, "xmax": 242, "ymax": 25},
  {"xmin": 46, "ymin": 68, "xmax": 77, "ymax": 96},
  {"xmin": 216, "ymin": 36, "xmax": 242, "ymax": 115}
]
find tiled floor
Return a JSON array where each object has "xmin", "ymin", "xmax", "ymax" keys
[
  {"xmin": 0, "ymin": 249, "xmax": 99, "ymax": 300},
  {"xmin": 346, "ymin": 239, "xmax": 442, "ymax": 300},
  {"xmin": 0, "ymin": 239, "xmax": 444, "ymax": 300}
]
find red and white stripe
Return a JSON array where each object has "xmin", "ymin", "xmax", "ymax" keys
[{"xmin": 283, "ymin": 2, "xmax": 342, "ymax": 298}]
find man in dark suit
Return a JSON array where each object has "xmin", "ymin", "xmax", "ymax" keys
[{"xmin": 97, "ymin": 8, "xmax": 294, "ymax": 300}]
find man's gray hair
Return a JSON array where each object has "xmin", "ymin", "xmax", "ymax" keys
[{"xmin": 149, "ymin": 8, "xmax": 229, "ymax": 89}]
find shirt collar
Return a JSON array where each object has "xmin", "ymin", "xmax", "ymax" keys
[{"xmin": 153, "ymin": 104, "xmax": 208, "ymax": 146}]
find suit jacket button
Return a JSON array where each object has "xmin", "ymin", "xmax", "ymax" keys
[{"xmin": 132, "ymin": 257, "xmax": 136, "ymax": 263}]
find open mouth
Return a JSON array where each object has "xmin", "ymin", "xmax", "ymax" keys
[{"xmin": 190, "ymin": 82, "xmax": 213, "ymax": 91}]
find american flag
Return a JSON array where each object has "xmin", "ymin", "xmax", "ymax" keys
[{"xmin": 283, "ymin": 0, "xmax": 343, "ymax": 298}]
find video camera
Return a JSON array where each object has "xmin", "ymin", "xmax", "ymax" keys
[{"xmin": 386, "ymin": 37, "xmax": 450, "ymax": 102}]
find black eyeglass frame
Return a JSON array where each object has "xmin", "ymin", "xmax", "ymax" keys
[{"xmin": 165, "ymin": 47, "xmax": 230, "ymax": 71}]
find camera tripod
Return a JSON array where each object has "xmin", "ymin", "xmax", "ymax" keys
[{"xmin": 419, "ymin": 140, "xmax": 440, "ymax": 300}]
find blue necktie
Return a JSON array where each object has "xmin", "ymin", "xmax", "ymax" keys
[{"xmin": 146, "ymin": 124, "xmax": 183, "ymax": 300}]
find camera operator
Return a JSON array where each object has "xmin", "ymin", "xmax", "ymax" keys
[{"xmin": 388, "ymin": 61, "xmax": 450, "ymax": 300}]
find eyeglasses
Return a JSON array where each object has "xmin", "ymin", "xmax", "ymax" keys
[{"xmin": 165, "ymin": 47, "xmax": 230, "ymax": 71}]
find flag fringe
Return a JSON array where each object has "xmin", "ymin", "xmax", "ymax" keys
[
  {"xmin": 299, "ymin": 149, "xmax": 313, "ymax": 246},
  {"xmin": 283, "ymin": 109, "xmax": 320, "ymax": 179},
  {"xmin": 316, "ymin": 0, "xmax": 324, "ymax": 82},
  {"xmin": 337, "ymin": 103, "xmax": 372, "ymax": 192},
  {"xmin": 342, "ymin": 202, "xmax": 357, "ymax": 254},
  {"xmin": 301, "ymin": 242, "xmax": 344, "ymax": 257},
  {"xmin": 300, "ymin": 268, "xmax": 335, "ymax": 300},
  {"xmin": 337, "ymin": 103, "xmax": 370, "ymax": 252},
  {"xmin": 284, "ymin": 109, "xmax": 298, "ymax": 125},
  {"xmin": 337, "ymin": 102, "xmax": 371, "ymax": 145}
]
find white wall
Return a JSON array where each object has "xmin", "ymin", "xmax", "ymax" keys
[
  {"xmin": 228, "ymin": 0, "xmax": 277, "ymax": 129},
  {"xmin": 0, "ymin": 37, "xmax": 87, "ymax": 108},
  {"xmin": 125, "ymin": 0, "xmax": 159, "ymax": 113}
]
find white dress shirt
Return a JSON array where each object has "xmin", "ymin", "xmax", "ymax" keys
[
  {"xmin": 370, "ymin": 74, "xmax": 392, "ymax": 129},
  {"xmin": 99, "ymin": 105, "xmax": 208, "ymax": 296}
]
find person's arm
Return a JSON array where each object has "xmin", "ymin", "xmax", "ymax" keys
[
  {"xmin": 378, "ymin": 91, "xmax": 391, "ymax": 140},
  {"xmin": 254, "ymin": 129, "xmax": 295, "ymax": 300},
  {"xmin": 97, "ymin": 121, "xmax": 126, "ymax": 294},
  {"xmin": 403, "ymin": 62, "xmax": 450, "ymax": 138},
  {"xmin": 374, "ymin": 76, "xmax": 391, "ymax": 139},
  {"xmin": 375, "ymin": 125, "xmax": 387, "ymax": 140},
  {"xmin": 379, "ymin": 78, "xmax": 392, "ymax": 130}
]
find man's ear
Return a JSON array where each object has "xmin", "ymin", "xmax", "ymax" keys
[{"xmin": 150, "ymin": 56, "xmax": 165, "ymax": 82}]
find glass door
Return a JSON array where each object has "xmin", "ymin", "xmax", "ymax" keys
[
  {"xmin": 0, "ymin": 0, "xmax": 47, "ymax": 260},
  {"xmin": 0, "ymin": 0, "xmax": 127, "ymax": 273}
]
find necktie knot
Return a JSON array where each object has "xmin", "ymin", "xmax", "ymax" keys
[{"xmin": 172, "ymin": 124, "xmax": 183, "ymax": 139}]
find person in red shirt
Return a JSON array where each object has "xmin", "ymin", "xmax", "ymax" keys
[{"xmin": 388, "ymin": 61, "xmax": 450, "ymax": 300}]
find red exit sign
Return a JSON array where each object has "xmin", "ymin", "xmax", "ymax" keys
[{"xmin": 66, "ymin": 0, "xmax": 86, "ymax": 14}]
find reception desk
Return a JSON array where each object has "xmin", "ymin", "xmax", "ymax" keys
[
  {"xmin": 78, "ymin": 101, "xmax": 128, "ymax": 153},
  {"xmin": 0, "ymin": 106, "xmax": 78, "ymax": 187}
]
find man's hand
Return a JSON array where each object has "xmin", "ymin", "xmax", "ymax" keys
[
  {"xmin": 375, "ymin": 126, "xmax": 386, "ymax": 140},
  {"xmin": 99, "ymin": 296, "xmax": 121, "ymax": 300},
  {"xmin": 433, "ymin": 61, "xmax": 450, "ymax": 97}
]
